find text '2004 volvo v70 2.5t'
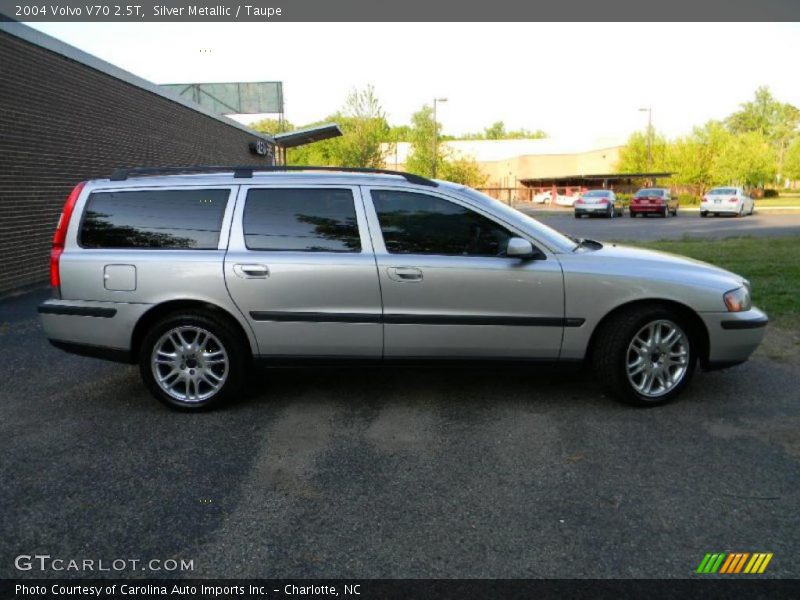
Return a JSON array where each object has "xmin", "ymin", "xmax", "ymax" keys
[{"xmin": 38, "ymin": 166, "xmax": 768, "ymax": 410}]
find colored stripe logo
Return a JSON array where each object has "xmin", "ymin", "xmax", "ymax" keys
[{"xmin": 697, "ymin": 552, "xmax": 773, "ymax": 574}]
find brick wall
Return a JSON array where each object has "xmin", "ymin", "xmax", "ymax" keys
[{"xmin": 0, "ymin": 31, "xmax": 274, "ymax": 295}]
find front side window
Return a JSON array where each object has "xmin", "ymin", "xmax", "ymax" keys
[
  {"xmin": 80, "ymin": 189, "xmax": 229, "ymax": 249},
  {"xmin": 371, "ymin": 190, "xmax": 513, "ymax": 256},
  {"xmin": 243, "ymin": 188, "xmax": 361, "ymax": 252}
]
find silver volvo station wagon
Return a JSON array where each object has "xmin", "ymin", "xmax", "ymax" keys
[{"xmin": 38, "ymin": 166, "xmax": 768, "ymax": 410}]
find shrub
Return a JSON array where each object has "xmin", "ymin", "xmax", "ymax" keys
[{"xmin": 678, "ymin": 193, "xmax": 700, "ymax": 206}]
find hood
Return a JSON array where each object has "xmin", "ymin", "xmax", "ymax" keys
[{"xmin": 582, "ymin": 243, "xmax": 747, "ymax": 290}]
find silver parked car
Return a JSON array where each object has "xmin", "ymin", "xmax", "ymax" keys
[
  {"xmin": 39, "ymin": 166, "xmax": 768, "ymax": 410},
  {"xmin": 573, "ymin": 189, "xmax": 623, "ymax": 218}
]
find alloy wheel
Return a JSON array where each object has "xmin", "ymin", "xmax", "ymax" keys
[
  {"xmin": 150, "ymin": 325, "xmax": 229, "ymax": 403},
  {"xmin": 626, "ymin": 319, "xmax": 690, "ymax": 399}
]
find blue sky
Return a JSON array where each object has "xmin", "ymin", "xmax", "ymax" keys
[{"xmin": 30, "ymin": 22, "xmax": 800, "ymax": 144}]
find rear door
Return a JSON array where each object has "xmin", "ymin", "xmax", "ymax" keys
[
  {"xmin": 224, "ymin": 185, "xmax": 382, "ymax": 358},
  {"xmin": 362, "ymin": 186, "xmax": 565, "ymax": 359}
]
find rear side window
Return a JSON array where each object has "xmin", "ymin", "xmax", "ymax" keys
[
  {"xmin": 80, "ymin": 189, "xmax": 229, "ymax": 249},
  {"xmin": 243, "ymin": 188, "xmax": 361, "ymax": 252},
  {"xmin": 371, "ymin": 190, "xmax": 513, "ymax": 256}
]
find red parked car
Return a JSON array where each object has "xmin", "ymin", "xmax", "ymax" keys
[{"xmin": 629, "ymin": 188, "xmax": 679, "ymax": 218}]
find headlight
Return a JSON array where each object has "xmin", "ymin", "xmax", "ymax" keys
[{"xmin": 723, "ymin": 286, "xmax": 751, "ymax": 312}]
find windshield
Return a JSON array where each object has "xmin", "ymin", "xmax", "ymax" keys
[
  {"xmin": 457, "ymin": 187, "xmax": 578, "ymax": 252},
  {"xmin": 709, "ymin": 188, "xmax": 736, "ymax": 195},
  {"xmin": 583, "ymin": 190, "xmax": 611, "ymax": 197},
  {"xmin": 635, "ymin": 189, "xmax": 664, "ymax": 197}
]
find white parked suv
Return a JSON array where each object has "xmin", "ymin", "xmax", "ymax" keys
[
  {"xmin": 700, "ymin": 187, "xmax": 755, "ymax": 217},
  {"xmin": 38, "ymin": 166, "xmax": 767, "ymax": 410}
]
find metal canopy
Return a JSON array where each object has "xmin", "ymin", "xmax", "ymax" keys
[{"xmin": 273, "ymin": 123, "xmax": 343, "ymax": 148}]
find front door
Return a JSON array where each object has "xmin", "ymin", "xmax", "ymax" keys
[
  {"xmin": 362, "ymin": 187, "xmax": 565, "ymax": 359},
  {"xmin": 225, "ymin": 185, "xmax": 382, "ymax": 358}
]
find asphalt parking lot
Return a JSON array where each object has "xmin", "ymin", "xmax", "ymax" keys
[
  {"xmin": 516, "ymin": 208, "xmax": 800, "ymax": 241},
  {"xmin": 2, "ymin": 288, "xmax": 799, "ymax": 579}
]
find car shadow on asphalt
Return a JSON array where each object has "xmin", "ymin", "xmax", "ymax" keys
[{"xmin": 237, "ymin": 362, "xmax": 611, "ymax": 411}]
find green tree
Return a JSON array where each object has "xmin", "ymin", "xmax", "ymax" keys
[
  {"xmin": 455, "ymin": 121, "xmax": 547, "ymax": 140},
  {"xmin": 405, "ymin": 104, "xmax": 441, "ymax": 178},
  {"xmin": 404, "ymin": 104, "xmax": 487, "ymax": 184},
  {"xmin": 714, "ymin": 131, "xmax": 776, "ymax": 187},
  {"xmin": 726, "ymin": 86, "xmax": 799, "ymax": 176},
  {"xmin": 439, "ymin": 157, "xmax": 487, "ymax": 187},
  {"xmin": 278, "ymin": 85, "xmax": 390, "ymax": 168},
  {"xmin": 616, "ymin": 129, "xmax": 671, "ymax": 173},
  {"xmin": 250, "ymin": 118, "xmax": 294, "ymax": 136},
  {"xmin": 784, "ymin": 137, "xmax": 800, "ymax": 181},
  {"xmin": 668, "ymin": 121, "xmax": 732, "ymax": 192}
]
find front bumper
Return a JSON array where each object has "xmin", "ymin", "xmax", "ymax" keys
[{"xmin": 699, "ymin": 307, "xmax": 768, "ymax": 368}]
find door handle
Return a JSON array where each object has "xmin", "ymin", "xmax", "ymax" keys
[
  {"xmin": 387, "ymin": 267, "xmax": 423, "ymax": 282},
  {"xmin": 233, "ymin": 263, "xmax": 269, "ymax": 279}
]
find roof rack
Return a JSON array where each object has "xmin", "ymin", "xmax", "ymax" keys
[{"xmin": 109, "ymin": 165, "xmax": 438, "ymax": 187}]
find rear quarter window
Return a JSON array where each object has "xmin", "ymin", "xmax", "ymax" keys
[{"xmin": 80, "ymin": 189, "xmax": 230, "ymax": 249}]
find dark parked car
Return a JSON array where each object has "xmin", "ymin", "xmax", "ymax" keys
[{"xmin": 630, "ymin": 188, "xmax": 678, "ymax": 218}]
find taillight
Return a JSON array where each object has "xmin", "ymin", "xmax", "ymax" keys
[
  {"xmin": 50, "ymin": 181, "xmax": 86, "ymax": 294},
  {"xmin": 599, "ymin": 198, "xmax": 609, "ymax": 205},
  {"xmin": 728, "ymin": 197, "xmax": 738, "ymax": 203},
  {"xmin": 575, "ymin": 198, "xmax": 584, "ymax": 204}
]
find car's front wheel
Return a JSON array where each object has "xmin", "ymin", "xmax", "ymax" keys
[
  {"xmin": 139, "ymin": 311, "xmax": 246, "ymax": 410},
  {"xmin": 592, "ymin": 306, "xmax": 697, "ymax": 406}
]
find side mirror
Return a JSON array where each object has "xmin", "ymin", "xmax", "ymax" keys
[{"xmin": 507, "ymin": 237, "xmax": 542, "ymax": 260}]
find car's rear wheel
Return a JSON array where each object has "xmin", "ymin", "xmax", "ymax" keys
[
  {"xmin": 592, "ymin": 306, "xmax": 697, "ymax": 407},
  {"xmin": 139, "ymin": 311, "xmax": 246, "ymax": 410},
  {"xmin": 700, "ymin": 211, "xmax": 707, "ymax": 218},
  {"xmin": 737, "ymin": 205, "xmax": 744, "ymax": 217}
]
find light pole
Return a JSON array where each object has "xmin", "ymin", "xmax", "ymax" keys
[
  {"xmin": 639, "ymin": 107, "xmax": 653, "ymax": 170},
  {"xmin": 432, "ymin": 97, "xmax": 447, "ymax": 178}
]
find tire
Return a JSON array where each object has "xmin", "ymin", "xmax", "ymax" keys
[
  {"xmin": 661, "ymin": 206, "xmax": 668, "ymax": 218},
  {"xmin": 700, "ymin": 211, "xmax": 707, "ymax": 218},
  {"xmin": 749, "ymin": 204, "xmax": 755, "ymax": 216},
  {"xmin": 608, "ymin": 206, "xmax": 614, "ymax": 218},
  {"xmin": 138, "ymin": 310, "xmax": 247, "ymax": 410},
  {"xmin": 574, "ymin": 213, "xmax": 581, "ymax": 219},
  {"xmin": 737, "ymin": 205, "xmax": 744, "ymax": 218},
  {"xmin": 591, "ymin": 305, "xmax": 697, "ymax": 407},
  {"xmin": 629, "ymin": 212, "xmax": 636, "ymax": 218}
]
